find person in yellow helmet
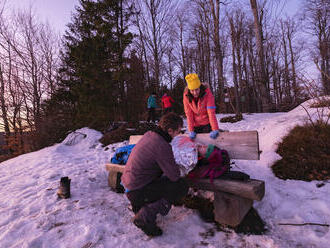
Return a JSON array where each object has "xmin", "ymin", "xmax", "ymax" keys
[{"xmin": 183, "ymin": 73, "xmax": 220, "ymax": 140}]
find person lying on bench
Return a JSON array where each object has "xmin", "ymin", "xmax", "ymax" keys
[
  {"xmin": 187, "ymin": 143, "xmax": 250, "ymax": 181},
  {"xmin": 121, "ymin": 113, "xmax": 189, "ymax": 237}
]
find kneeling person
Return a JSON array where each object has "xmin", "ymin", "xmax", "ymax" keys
[{"xmin": 121, "ymin": 113, "xmax": 188, "ymax": 237}]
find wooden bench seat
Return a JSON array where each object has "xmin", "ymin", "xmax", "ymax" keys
[{"xmin": 105, "ymin": 131, "xmax": 265, "ymax": 227}]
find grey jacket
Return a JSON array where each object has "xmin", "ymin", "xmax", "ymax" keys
[{"xmin": 121, "ymin": 130, "xmax": 180, "ymax": 191}]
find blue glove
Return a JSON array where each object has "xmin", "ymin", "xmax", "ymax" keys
[
  {"xmin": 189, "ymin": 131, "xmax": 197, "ymax": 140},
  {"xmin": 210, "ymin": 130, "xmax": 219, "ymax": 139}
]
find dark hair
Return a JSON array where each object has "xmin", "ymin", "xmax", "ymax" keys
[
  {"xmin": 186, "ymin": 84, "xmax": 207, "ymax": 102},
  {"xmin": 158, "ymin": 112, "xmax": 183, "ymax": 132}
]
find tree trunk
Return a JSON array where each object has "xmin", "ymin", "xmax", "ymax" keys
[
  {"xmin": 249, "ymin": 0, "xmax": 270, "ymax": 112},
  {"xmin": 228, "ymin": 16, "xmax": 241, "ymax": 114},
  {"xmin": 209, "ymin": 0, "xmax": 224, "ymax": 104},
  {"xmin": 281, "ymin": 21, "xmax": 291, "ymax": 103},
  {"xmin": 0, "ymin": 64, "xmax": 10, "ymax": 135}
]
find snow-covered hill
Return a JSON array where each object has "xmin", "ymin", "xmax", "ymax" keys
[{"xmin": 0, "ymin": 100, "xmax": 329, "ymax": 248}]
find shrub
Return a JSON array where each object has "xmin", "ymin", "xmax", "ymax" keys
[
  {"xmin": 220, "ymin": 113, "xmax": 243, "ymax": 123},
  {"xmin": 310, "ymin": 97, "xmax": 330, "ymax": 108},
  {"xmin": 272, "ymin": 123, "xmax": 330, "ymax": 181},
  {"xmin": 99, "ymin": 122, "xmax": 157, "ymax": 146}
]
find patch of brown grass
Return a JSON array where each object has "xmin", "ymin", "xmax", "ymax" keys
[
  {"xmin": 220, "ymin": 113, "xmax": 243, "ymax": 123},
  {"xmin": 272, "ymin": 123, "xmax": 330, "ymax": 181},
  {"xmin": 99, "ymin": 122, "xmax": 157, "ymax": 146},
  {"xmin": 310, "ymin": 98, "xmax": 330, "ymax": 108}
]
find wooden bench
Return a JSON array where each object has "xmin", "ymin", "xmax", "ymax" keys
[{"xmin": 105, "ymin": 131, "xmax": 265, "ymax": 227}]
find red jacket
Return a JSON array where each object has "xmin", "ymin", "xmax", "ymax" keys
[
  {"xmin": 183, "ymin": 85, "xmax": 219, "ymax": 132},
  {"xmin": 161, "ymin": 95, "xmax": 174, "ymax": 109}
]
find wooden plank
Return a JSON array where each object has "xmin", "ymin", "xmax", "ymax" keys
[
  {"xmin": 105, "ymin": 163, "xmax": 265, "ymax": 201},
  {"xmin": 213, "ymin": 191, "xmax": 253, "ymax": 227},
  {"xmin": 186, "ymin": 178, "xmax": 265, "ymax": 201},
  {"xmin": 194, "ymin": 131, "xmax": 260, "ymax": 160},
  {"xmin": 106, "ymin": 163, "xmax": 125, "ymax": 191},
  {"xmin": 105, "ymin": 163, "xmax": 125, "ymax": 173},
  {"xmin": 127, "ymin": 130, "xmax": 260, "ymax": 160},
  {"xmin": 128, "ymin": 135, "xmax": 143, "ymax": 144}
]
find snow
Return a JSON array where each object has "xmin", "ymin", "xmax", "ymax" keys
[{"xmin": 0, "ymin": 100, "xmax": 329, "ymax": 248}]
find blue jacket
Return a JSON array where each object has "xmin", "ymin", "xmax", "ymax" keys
[{"xmin": 147, "ymin": 95, "xmax": 157, "ymax": 108}]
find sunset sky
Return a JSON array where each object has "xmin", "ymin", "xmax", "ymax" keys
[{"xmin": 5, "ymin": 0, "xmax": 302, "ymax": 35}]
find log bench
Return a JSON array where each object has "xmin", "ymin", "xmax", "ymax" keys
[{"xmin": 105, "ymin": 131, "xmax": 265, "ymax": 227}]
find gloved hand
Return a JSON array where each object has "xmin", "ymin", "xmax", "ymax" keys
[
  {"xmin": 189, "ymin": 131, "xmax": 197, "ymax": 140},
  {"xmin": 209, "ymin": 130, "xmax": 219, "ymax": 139}
]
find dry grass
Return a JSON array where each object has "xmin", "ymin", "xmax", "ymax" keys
[
  {"xmin": 220, "ymin": 113, "xmax": 243, "ymax": 123},
  {"xmin": 272, "ymin": 123, "xmax": 330, "ymax": 181},
  {"xmin": 99, "ymin": 122, "xmax": 157, "ymax": 146},
  {"xmin": 310, "ymin": 98, "xmax": 330, "ymax": 108}
]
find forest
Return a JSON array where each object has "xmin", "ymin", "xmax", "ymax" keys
[{"xmin": 0, "ymin": 0, "xmax": 329, "ymax": 155}]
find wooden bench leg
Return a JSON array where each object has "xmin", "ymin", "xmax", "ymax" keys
[
  {"xmin": 213, "ymin": 191, "xmax": 253, "ymax": 227},
  {"xmin": 108, "ymin": 171, "xmax": 124, "ymax": 193}
]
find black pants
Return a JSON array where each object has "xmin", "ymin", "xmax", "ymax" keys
[
  {"xmin": 162, "ymin": 107, "xmax": 173, "ymax": 115},
  {"xmin": 147, "ymin": 107, "xmax": 156, "ymax": 122},
  {"xmin": 194, "ymin": 124, "xmax": 211, "ymax": 134},
  {"xmin": 126, "ymin": 177, "xmax": 188, "ymax": 214}
]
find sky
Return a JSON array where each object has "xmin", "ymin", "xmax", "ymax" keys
[
  {"xmin": 5, "ymin": 0, "xmax": 80, "ymax": 34},
  {"xmin": 0, "ymin": 99, "xmax": 329, "ymax": 247},
  {"xmin": 5, "ymin": 0, "xmax": 301, "ymax": 35}
]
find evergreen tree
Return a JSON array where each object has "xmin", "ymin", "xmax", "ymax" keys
[
  {"xmin": 51, "ymin": 0, "xmax": 133, "ymax": 130},
  {"xmin": 125, "ymin": 50, "xmax": 146, "ymax": 121}
]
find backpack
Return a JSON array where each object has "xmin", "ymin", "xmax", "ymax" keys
[
  {"xmin": 187, "ymin": 146, "xmax": 230, "ymax": 182},
  {"xmin": 110, "ymin": 144, "xmax": 136, "ymax": 165}
]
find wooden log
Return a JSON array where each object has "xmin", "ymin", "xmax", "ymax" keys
[
  {"xmin": 105, "ymin": 163, "xmax": 125, "ymax": 173},
  {"xmin": 213, "ymin": 191, "xmax": 253, "ymax": 227},
  {"xmin": 105, "ymin": 163, "xmax": 265, "ymax": 201},
  {"xmin": 128, "ymin": 130, "xmax": 260, "ymax": 160},
  {"xmin": 128, "ymin": 135, "xmax": 142, "ymax": 144},
  {"xmin": 106, "ymin": 163, "xmax": 125, "ymax": 190},
  {"xmin": 186, "ymin": 178, "xmax": 265, "ymax": 201}
]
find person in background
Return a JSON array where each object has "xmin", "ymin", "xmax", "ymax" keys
[
  {"xmin": 161, "ymin": 93, "xmax": 174, "ymax": 115},
  {"xmin": 121, "ymin": 113, "xmax": 188, "ymax": 237},
  {"xmin": 183, "ymin": 73, "xmax": 220, "ymax": 140},
  {"xmin": 147, "ymin": 92, "xmax": 157, "ymax": 122}
]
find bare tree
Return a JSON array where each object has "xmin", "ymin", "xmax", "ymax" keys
[
  {"xmin": 228, "ymin": 10, "xmax": 246, "ymax": 114},
  {"xmin": 39, "ymin": 24, "xmax": 60, "ymax": 96},
  {"xmin": 0, "ymin": 7, "xmax": 59, "ymax": 136},
  {"xmin": 303, "ymin": 0, "xmax": 330, "ymax": 95},
  {"xmin": 209, "ymin": 0, "xmax": 226, "ymax": 103},
  {"xmin": 280, "ymin": 20, "xmax": 291, "ymax": 102},
  {"xmin": 175, "ymin": 8, "xmax": 189, "ymax": 81},
  {"xmin": 134, "ymin": 0, "xmax": 179, "ymax": 91},
  {"xmin": 0, "ymin": 63, "xmax": 10, "ymax": 135},
  {"xmin": 249, "ymin": 0, "xmax": 270, "ymax": 111},
  {"xmin": 132, "ymin": 7, "xmax": 151, "ymax": 86}
]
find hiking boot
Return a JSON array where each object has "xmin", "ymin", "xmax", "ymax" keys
[
  {"xmin": 133, "ymin": 217, "xmax": 163, "ymax": 237},
  {"xmin": 132, "ymin": 198, "xmax": 171, "ymax": 236},
  {"xmin": 132, "ymin": 202, "xmax": 164, "ymax": 237},
  {"xmin": 57, "ymin": 177, "xmax": 71, "ymax": 199},
  {"xmin": 154, "ymin": 198, "xmax": 171, "ymax": 216}
]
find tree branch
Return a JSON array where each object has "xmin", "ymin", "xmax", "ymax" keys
[{"xmin": 278, "ymin": 222, "xmax": 329, "ymax": 227}]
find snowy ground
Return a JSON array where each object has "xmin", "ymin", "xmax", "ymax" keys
[{"xmin": 0, "ymin": 100, "xmax": 329, "ymax": 248}]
